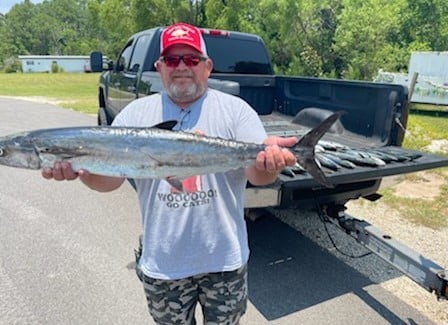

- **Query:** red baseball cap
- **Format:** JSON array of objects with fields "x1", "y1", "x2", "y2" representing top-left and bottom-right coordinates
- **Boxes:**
[{"x1": 160, "y1": 22, "x2": 208, "y2": 56}]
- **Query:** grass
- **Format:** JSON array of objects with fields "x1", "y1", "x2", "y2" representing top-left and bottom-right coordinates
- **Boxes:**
[
  {"x1": 0, "y1": 72, "x2": 99, "y2": 114},
  {"x1": 411, "y1": 102, "x2": 448, "y2": 113},
  {"x1": 402, "y1": 109, "x2": 448, "y2": 157},
  {"x1": 0, "y1": 72, "x2": 446, "y2": 228},
  {"x1": 377, "y1": 103, "x2": 448, "y2": 229},
  {"x1": 378, "y1": 176, "x2": 448, "y2": 229}
]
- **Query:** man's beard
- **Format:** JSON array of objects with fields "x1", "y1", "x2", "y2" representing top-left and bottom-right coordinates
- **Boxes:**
[{"x1": 167, "y1": 80, "x2": 204, "y2": 103}]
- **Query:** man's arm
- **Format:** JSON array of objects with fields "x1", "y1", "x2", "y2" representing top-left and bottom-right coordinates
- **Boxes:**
[
  {"x1": 42, "y1": 162, "x2": 125, "y2": 192},
  {"x1": 245, "y1": 136, "x2": 297, "y2": 186}
]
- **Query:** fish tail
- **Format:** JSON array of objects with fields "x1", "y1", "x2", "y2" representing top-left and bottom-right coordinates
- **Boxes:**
[{"x1": 292, "y1": 112, "x2": 342, "y2": 188}]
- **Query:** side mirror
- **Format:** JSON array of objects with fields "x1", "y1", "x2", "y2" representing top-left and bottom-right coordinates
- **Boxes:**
[{"x1": 90, "y1": 51, "x2": 105, "y2": 72}]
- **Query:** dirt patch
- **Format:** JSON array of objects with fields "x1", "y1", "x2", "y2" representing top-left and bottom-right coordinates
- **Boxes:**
[
  {"x1": 425, "y1": 139, "x2": 448, "y2": 154},
  {"x1": 393, "y1": 171, "x2": 445, "y2": 200}
]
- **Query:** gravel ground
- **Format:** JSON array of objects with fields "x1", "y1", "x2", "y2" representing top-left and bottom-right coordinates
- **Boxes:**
[{"x1": 272, "y1": 173, "x2": 448, "y2": 325}]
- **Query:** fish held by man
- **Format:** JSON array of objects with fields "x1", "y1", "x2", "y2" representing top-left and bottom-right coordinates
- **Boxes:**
[{"x1": 0, "y1": 112, "x2": 341, "y2": 188}]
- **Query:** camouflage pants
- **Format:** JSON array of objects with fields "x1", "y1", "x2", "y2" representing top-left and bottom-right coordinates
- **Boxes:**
[{"x1": 142, "y1": 264, "x2": 248, "y2": 325}]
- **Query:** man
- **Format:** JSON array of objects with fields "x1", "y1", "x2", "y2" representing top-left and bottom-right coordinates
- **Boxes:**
[{"x1": 42, "y1": 22, "x2": 296, "y2": 324}]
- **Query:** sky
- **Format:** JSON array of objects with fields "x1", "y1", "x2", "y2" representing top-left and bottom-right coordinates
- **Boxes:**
[{"x1": 0, "y1": 0, "x2": 43, "y2": 14}]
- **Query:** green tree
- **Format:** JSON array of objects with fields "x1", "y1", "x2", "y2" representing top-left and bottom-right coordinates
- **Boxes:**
[
  {"x1": 250, "y1": 0, "x2": 342, "y2": 77},
  {"x1": 205, "y1": 0, "x2": 257, "y2": 33},
  {"x1": 333, "y1": 0, "x2": 407, "y2": 80},
  {"x1": 0, "y1": 0, "x2": 99, "y2": 59},
  {"x1": 1, "y1": 0, "x2": 447, "y2": 79},
  {"x1": 95, "y1": 0, "x2": 133, "y2": 56},
  {"x1": 85, "y1": 0, "x2": 115, "y2": 55},
  {"x1": 2, "y1": 1, "x2": 40, "y2": 56},
  {"x1": 38, "y1": 0, "x2": 91, "y2": 55},
  {"x1": 399, "y1": 0, "x2": 448, "y2": 52},
  {"x1": 129, "y1": 0, "x2": 170, "y2": 32}
]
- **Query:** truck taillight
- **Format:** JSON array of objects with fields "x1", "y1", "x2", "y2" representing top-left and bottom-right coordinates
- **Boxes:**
[{"x1": 201, "y1": 29, "x2": 229, "y2": 37}]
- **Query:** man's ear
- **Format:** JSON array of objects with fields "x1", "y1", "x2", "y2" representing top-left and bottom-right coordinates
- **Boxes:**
[
  {"x1": 154, "y1": 60, "x2": 161, "y2": 71},
  {"x1": 206, "y1": 58, "x2": 213, "y2": 72}
]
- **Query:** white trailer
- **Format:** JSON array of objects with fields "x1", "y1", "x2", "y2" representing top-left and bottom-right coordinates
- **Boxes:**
[
  {"x1": 19, "y1": 55, "x2": 91, "y2": 73},
  {"x1": 376, "y1": 51, "x2": 448, "y2": 105}
]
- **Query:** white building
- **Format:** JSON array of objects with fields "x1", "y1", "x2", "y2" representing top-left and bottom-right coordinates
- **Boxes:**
[
  {"x1": 18, "y1": 55, "x2": 92, "y2": 73},
  {"x1": 375, "y1": 51, "x2": 448, "y2": 105},
  {"x1": 409, "y1": 51, "x2": 448, "y2": 80}
]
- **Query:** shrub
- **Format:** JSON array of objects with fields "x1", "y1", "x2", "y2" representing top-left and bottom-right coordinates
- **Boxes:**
[
  {"x1": 3, "y1": 57, "x2": 22, "y2": 73},
  {"x1": 51, "y1": 62, "x2": 59, "y2": 73}
]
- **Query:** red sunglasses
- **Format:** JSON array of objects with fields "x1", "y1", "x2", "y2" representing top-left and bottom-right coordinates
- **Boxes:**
[{"x1": 160, "y1": 55, "x2": 207, "y2": 67}]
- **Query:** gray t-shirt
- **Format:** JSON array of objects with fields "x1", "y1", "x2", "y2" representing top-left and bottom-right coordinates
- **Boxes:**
[{"x1": 113, "y1": 89, "x2": 267, "y2": 280}]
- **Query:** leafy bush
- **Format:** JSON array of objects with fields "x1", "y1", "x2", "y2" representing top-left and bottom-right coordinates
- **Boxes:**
[
  {"x1": 3, "y1": 58, "x2": 22, "y2": 73},
  {"x1": 51, "y1": 62, "x2": 60, "y2": 73}
]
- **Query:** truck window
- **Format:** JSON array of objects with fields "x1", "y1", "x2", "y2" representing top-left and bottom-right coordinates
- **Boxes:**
[
  {"x1": 117, "y1": 40, "x2": 134, "y2": 72},
  {"x1": 204, "y1": 36, "x2": 273, "y2": 74},
  {"x1": 129, "y1": 34, "x2": 153, "y2": 73}
]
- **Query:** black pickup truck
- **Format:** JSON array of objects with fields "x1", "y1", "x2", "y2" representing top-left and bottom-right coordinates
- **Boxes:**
[{"x1": 90, "y1": 26, "x2": 448, "y2": 299}]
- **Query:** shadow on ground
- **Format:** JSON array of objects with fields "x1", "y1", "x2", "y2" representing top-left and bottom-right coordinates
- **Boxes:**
[{"x1": 246, "y1": 215, "x2": 416, "y2": 323}]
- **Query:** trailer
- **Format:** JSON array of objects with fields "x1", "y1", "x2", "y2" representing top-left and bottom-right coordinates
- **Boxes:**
[{"x1": 19, "y1": 55, "x2": 93, "y2": 73}]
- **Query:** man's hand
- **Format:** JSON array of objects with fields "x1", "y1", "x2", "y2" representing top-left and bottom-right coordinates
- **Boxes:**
[
  {"x1": 42, "y1": 162, "x2": 86, "y2": 181},
  {"x1": 41, "y1": 162, "x2": 125, "y2": 192},
  {"x1": 246, "y1": 136, "x2": 297, "y2": 186},
  {"x1": 255, "y1": 136, "x2": 297, "y2": 173}
]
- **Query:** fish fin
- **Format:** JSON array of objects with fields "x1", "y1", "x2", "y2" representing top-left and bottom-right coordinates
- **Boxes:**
[
  {"x1": 296, "y1": 112, "x2": 343, "y2": 148},
  {"x1": 153, "y1": 120, "x2": 178, "y2": 130},
  {"x1": 298, "y1": 155, "x2": 335, "y2": 188},
  {"x1": 293, "y1": 112, "x2": 342, "y2": 188},
  {"x1": 165, "y1": 177, "x2": 184, "y2": 192}
]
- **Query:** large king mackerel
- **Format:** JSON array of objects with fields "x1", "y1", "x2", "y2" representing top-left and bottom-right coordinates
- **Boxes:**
[{"x1": 0, "y1": 112, "x2": 341, "y2": 188}]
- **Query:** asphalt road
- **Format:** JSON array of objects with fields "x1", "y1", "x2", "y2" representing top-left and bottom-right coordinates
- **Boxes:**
[{"x1": 0, "y1": 98, "x2": 437, "y2": 324}]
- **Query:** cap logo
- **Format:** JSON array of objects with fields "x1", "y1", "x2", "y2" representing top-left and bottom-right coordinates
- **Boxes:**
[{"x1": 171, "y1": 29, "x2": 189, "y2": 37}]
